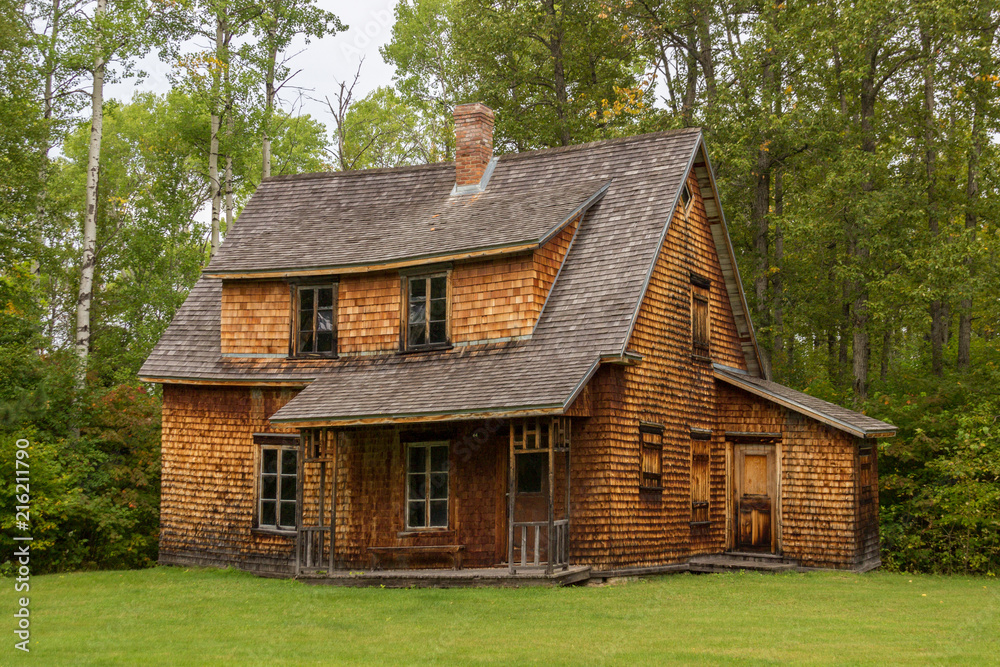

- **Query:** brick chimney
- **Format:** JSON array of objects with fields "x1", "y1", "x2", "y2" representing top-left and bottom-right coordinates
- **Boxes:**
[{"x1": 453, "y1": 103, "x2": 494, "y2": 187}]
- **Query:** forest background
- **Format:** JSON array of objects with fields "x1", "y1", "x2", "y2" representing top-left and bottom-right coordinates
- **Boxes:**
[{"x1": 1, "y1": 0, "x2": 998, "y2": 575}]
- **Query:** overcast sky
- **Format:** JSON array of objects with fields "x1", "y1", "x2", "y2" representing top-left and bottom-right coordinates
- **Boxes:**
[{"x1": 105, "y1": 0, "x2": 399, "y2": 130}]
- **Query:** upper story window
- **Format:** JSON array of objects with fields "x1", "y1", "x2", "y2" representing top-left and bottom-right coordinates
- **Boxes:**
[
  {"x1": 690, "y1": 272, "x2": 710, "y2": 356},
  {"x1": 405, "y1": 273, "x2": 449, "y2": 350},
  {"x1": 294, "y1": 283, "x2": 337, "y2": 356}
]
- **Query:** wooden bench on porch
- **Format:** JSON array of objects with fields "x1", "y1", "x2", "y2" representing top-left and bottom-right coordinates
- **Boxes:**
[{"x1": 367, "y1": 545, "x2": 466, "y2": 571}]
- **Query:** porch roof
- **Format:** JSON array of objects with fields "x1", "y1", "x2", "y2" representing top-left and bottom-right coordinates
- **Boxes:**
[{"x1": 713, "y1": 364, "x2": 897, "y2": 438}]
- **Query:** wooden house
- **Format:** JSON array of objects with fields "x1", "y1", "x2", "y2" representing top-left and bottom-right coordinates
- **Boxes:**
[{"x1": 140, "y1": 104, "x2": 895, "y2": 583}]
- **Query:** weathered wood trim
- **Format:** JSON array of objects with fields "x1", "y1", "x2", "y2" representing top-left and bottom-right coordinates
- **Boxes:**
[
  {"x1": 203, "y1": 243, "x2": 541, "y2": 280},
  {"x1": 271, "y1": 405, "x2": 567, "y2": 428},
  {"x1": 692, "y1": 140, "x2": 764, "y2": 377},
  {"x1": 140, "y1": 376, "x2": 313, "y2": 387}
]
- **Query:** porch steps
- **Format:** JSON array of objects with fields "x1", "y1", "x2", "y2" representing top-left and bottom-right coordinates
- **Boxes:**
[
  {"x1": 297, "y1": 565, "x2": 592, "y2": 588},
  {"x1": 687, "y1": 552, "x2": 798, "y2": 574}
]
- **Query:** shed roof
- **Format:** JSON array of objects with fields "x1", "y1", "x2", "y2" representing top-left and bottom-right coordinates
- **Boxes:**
[{"x1": 713, "y1": 364, "x2": 897, "y2": 438}]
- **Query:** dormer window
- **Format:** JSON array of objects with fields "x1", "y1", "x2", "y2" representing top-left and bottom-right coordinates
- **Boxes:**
[
  {"x1": 405, "y1": 272, "x2": 449, "y2": 350},
  {"x1": 293, "y1": 282, "x2": 337, "y2": 356}
]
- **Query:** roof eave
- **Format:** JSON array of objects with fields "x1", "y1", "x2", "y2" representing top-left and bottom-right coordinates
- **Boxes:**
[
  {"x1": 694, "y1": 138, "x2": 765, "y2": 378},
  {"x1": 713, "y1": 367, "x2": 897, "y2": 439},
  {"x1": 268, "y1": 404, "x2": 567, "y2": 427}
]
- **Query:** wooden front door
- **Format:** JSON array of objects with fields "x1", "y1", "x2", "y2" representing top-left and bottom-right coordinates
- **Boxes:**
[{"x1": 733, "y1": 444, "x2": 777, "y2": 552}]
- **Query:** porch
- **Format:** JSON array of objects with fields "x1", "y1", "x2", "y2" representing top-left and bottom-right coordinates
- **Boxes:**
[
  {"x1": 296, "y1": 565, "x2": 592, "y2": 588},
  {"x1": 289, "y1": 417, "x2": 575, "y2": 579}
]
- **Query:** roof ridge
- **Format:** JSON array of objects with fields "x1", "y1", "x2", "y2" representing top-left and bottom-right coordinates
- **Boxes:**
[
  {"x1": 261, "y1": 128, "x2": 705, "y2": 184},
  {"x1": 262, "y1": 161, "x2": 451, "y2": 183},
  {"x1": 496, "y1": 127, "x2": 703, "y2": 162}
]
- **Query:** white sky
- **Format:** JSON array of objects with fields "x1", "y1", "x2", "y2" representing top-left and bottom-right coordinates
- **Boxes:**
[{"x1": 105, "y1": 0, "x2": 399, "y2": 129}]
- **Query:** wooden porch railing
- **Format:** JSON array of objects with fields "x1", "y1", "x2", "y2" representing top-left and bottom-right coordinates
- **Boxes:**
[
  {"x1": 511, "y1": 519, "x2": 569, "y2": 570},
  {"x1": 296, "y1": 526, "x2": 332, "y2": 574}
]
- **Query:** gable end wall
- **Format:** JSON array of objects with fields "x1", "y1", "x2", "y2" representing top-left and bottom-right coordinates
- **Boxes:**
[{"x1": 570, "y1": 169, "x2": 746, "y2": 569}]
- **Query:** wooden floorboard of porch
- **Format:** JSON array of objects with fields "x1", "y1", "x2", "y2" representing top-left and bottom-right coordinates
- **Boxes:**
[{"x1": 296, "y1": 565, "x2": 592, "y2": 588}]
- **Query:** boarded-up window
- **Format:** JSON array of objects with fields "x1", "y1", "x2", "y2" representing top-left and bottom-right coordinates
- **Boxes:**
[
  {"x1": 406, "y1": 274, "x2": 448, "y2": 349},
  {"x1": 640, "y1": 423, "x2": 664, "y2": 490},
  {"x1": 256, "y1": 438, "x2": 299, "y2": 532},
  {"x1": 406, "y1": 442, "x2": 450, "y2": 529},
  {"x1": 691, "y1": 429, "x2": 711, "y2": 523},
  {"x1": 294, "y1": 283, "x2": 337, "y2": 356},
  {"x1": 859, "y1": 444, "x2": 875, "y2": 507},
  {"x1": 690, "y1": 274, "x2": 710, "y2": 355}
]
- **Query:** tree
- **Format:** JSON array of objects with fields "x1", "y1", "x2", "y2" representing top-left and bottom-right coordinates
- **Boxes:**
[
  {"x1": 249, "y1": 0, "x2": 342, "y2": 179},
  {"x1": 330, "y1": 86, "x2": 447, "y2": 170},
  {"x1": 381, "y1": 0, "x2": 467, "y2": 158},
  {"x1": 71, "y1": 0, "x2": 190, "y2": 385}
]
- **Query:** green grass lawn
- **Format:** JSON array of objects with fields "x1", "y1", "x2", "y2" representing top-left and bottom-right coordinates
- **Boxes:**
[{"x1": 2, "y1": 567, "x2": 998, "y2": 665}]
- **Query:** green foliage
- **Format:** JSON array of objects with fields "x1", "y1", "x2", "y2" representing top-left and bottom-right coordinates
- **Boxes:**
[
  {"x1": 245, "y1": 112, "x2": 332, "y2": 179},
  {"x1": 0, "y1": 385, "x2": 161, "y2": 574},
  {"x1": 0, "y1": 264, "x2": 161, "y2": 573},
  {"x1": 874, "y1": 364, "x2": 1000, "y2": 574},
  {"x1": 57, "y1": 91, "x2": 209, "y2": 385},
  {"x1": 340, "y1": 87, "x2": 449, "y2": 169}
]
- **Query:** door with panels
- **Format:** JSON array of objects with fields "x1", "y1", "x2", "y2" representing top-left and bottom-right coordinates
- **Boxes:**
[{"x1": 731, "y1": 441, "x2": 778, "y2": 553}]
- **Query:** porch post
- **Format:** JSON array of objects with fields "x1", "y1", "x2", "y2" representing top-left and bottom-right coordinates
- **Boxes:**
[
  {"x1": 330, "y1": 430, "x2": 337, "y2": 572},
  {"x1": 294, "y1": 430, "x2": 305, "y2": 576},
  {"x1": 546, "y1": 419, "x2": 555, "y2": 575},
  {"x1": 507, "y1": 421, "x2": 516, "y2": 574}
]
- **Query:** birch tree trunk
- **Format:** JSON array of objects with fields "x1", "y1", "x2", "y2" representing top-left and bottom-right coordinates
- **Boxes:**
[
  {"x1": 209, "y1": 18, "x2": 223, "y2": 257},
  {"x1": 75, "y1": 0, "x2": 107, "y2": 385},
  {"x1": 225, "y1": 115, "x2": 234, "y2": 230}
]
